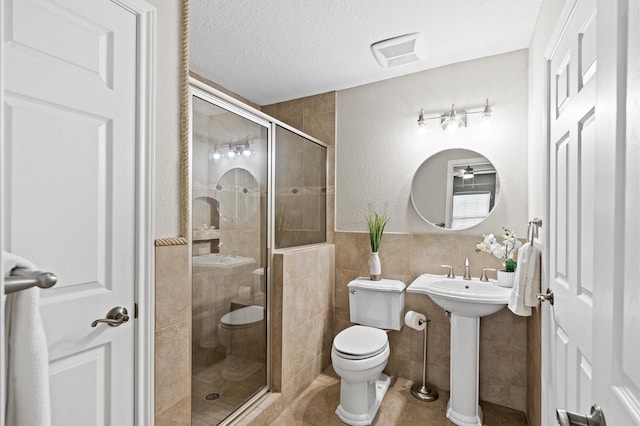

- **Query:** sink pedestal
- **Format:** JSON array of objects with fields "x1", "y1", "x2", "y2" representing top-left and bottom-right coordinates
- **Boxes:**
[
  {"x1": 447, "y1": 314, "x2": 482, "y2": 426},
  {"x1": 406, "y1": 274, "x2": 512, "y2": 426}
]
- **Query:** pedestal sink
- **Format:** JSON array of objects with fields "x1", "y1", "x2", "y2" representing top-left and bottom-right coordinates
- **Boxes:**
[{"x1": 408, "y1": 274, "x2": 512, "y2": 426}]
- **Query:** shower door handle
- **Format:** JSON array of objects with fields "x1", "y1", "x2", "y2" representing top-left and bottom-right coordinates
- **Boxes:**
[{"x1": 91, "y1": 306, "x2": 130, "y2": 327}]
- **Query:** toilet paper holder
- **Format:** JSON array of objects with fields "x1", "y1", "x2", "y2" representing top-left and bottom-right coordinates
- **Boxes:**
[{"x1": 404, "y1": 311, "x2": 438, "y2": 402}]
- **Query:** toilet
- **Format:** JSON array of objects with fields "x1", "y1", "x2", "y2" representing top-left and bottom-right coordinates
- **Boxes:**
[
  {"x1": 217, "y1": 305, "x2": 265, "y2": 379},
  {"x1": 332, "y1": 278, "x2": 406, "y2": 425}
]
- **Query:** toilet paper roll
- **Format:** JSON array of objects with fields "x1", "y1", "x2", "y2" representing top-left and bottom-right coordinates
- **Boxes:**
[{"x1": 404, "y1": 310, "x2": 426, "y2": 331}]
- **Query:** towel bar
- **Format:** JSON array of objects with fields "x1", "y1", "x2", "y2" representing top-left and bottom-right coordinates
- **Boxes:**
[{"x1": 4, "y1": 269, "x2": 57, "y2": 294}]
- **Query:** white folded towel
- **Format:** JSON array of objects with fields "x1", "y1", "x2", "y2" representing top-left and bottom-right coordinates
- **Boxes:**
[
  {"x1": 4, "y1": 251, "x2": 52, "y2": 426},
  {"x1": 508, "y1": 243, "x2": 541, "y2": 316}
]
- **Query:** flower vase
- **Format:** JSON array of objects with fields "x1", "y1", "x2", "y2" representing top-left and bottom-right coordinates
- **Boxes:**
[
  {"x1": 497, "y1": 270, "x2": 516, "y2": 288},
  {"x1": 369, "y1": 252, "x2": 381, "y2": 281}
]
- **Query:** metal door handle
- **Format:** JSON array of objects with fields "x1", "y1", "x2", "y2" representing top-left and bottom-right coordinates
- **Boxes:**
[
  {"x1": 557, "y1": 404, "x2": 606, "y2": 426},
  {"x1": 537, "y1": 288, "x2": 554, "y2": 305},
  {"x1": 91, "y1": 306, "x2": 129, "y2": 327}
]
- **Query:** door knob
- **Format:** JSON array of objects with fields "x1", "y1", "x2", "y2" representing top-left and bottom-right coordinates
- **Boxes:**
[
  {"x1": 537, "y1": 288, "x2": 554, "y2": 305},
  {"x1": 557, "y1": 404, "x2": 606, "y2": 426},
  {"x1": 91, "y1": 306, "x2": 129, "y2": 328}
]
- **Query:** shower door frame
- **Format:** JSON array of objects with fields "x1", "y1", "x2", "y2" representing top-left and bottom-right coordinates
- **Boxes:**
[
  {"x1": 189, "y1": 77, "x2": 330, "y2": 423},
  {"x1": 189, "y1": 79, "x2": 274, "y2": 422}
]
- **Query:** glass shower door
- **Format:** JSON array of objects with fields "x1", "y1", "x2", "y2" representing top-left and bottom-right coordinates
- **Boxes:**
[{"x1": 190, "y1": 92, "x2": 269, "y2": 425}]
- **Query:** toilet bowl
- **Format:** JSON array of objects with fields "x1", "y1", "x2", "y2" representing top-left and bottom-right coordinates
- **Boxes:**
[
  {"x1": 332, "y1": 325, "x2": 391, "y2": 426},
  {"x1": 218, "y1": 305, "x2": 265, "y2": 366},
  {"x1": 331, "y1": 278, "x2": 406, "y2": 426}
]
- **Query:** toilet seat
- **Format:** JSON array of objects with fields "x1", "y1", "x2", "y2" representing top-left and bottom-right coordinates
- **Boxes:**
[
  {"x1": 333, "y1": 325, "x2": 388, "y2": 360},
  {"x1": 219, "y1": 305, "x2": 264, "y2": 329}
]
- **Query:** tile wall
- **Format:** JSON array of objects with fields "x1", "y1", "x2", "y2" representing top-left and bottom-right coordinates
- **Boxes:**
[
  {"x1": 271, "y1": 244, "x2": 335, "y2": 405},
  {"x1": 261, "y1": 91, "x2": 336, "y2": 245},
  {"x1": 155, "y1": 244, "x2": 191, "y2": 425},
  {"x1": 334, "y1": 231, "x2": 528, "y2": 411}
]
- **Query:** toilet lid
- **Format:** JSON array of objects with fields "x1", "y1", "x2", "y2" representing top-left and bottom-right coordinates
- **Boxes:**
[
  {"x1": 220, "y1": 305, "x2": 264, "y2": 326},
  {"x1": 333, "y1": 325, "x2": 388, "y2": 360}
]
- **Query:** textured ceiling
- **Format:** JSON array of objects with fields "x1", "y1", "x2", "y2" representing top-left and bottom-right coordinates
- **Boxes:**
[{"x1": 190, "y1": 0, "x2": 543, "y2": 106}]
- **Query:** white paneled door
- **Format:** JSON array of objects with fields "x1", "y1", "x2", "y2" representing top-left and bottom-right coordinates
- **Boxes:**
[
  {"x1": 545, "y1": 0, "x2": 640, "y2": 424},
  {"x1": 3, "y1": 0, "x2": 154, "y2": 424}
]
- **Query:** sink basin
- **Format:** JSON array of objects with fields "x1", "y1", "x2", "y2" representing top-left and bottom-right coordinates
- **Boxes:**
[
  {"x1": 408, "y1": 273, "x2": 513, "y2": 426},
  {"x1": 407, "y1": 274, "x2": 511, "y2": 318}
]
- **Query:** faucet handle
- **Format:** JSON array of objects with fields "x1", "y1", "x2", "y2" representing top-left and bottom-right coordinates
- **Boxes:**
[
  {"x1": 441, "y1": 264, "x2": 455, "y2": 279},
  {"x1": 480, "y1": 268, "x2": 497, "y2": 282}
]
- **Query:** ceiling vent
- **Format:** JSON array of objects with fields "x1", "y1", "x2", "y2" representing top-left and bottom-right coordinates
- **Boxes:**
[{"x1": 371, "y1": 33, "x2": 426, "y2": 68}]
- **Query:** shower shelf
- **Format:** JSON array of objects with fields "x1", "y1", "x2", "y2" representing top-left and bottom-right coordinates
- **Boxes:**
[{"x1": 192, "y1": 229, "x2": 220, "y2": 241}]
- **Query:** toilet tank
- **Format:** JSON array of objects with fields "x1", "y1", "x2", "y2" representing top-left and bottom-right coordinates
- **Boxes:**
[{"x1": 348, "y1": 278, "x2": 406, "y2": 330}]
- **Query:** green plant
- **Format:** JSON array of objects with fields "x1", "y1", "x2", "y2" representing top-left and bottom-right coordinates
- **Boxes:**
[{"x1": 366, "y1": 210, "x2": 390, "y2": 253}]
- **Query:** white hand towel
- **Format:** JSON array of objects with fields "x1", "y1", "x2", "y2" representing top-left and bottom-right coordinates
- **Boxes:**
[
  {"x1": 3, "y1": 252, "x2": 52, "y2": 426},
  {"x1": 508, "y1": 243, "x2": 539, "y2": 316},
  {"x1": 523, "y1": 243, "x2": 541, "y2": 307}
]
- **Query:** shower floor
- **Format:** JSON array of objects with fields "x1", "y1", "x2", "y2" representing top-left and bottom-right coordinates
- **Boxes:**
[{"x1": 191, "y1": 356, "x2": 265, "y2": 426}]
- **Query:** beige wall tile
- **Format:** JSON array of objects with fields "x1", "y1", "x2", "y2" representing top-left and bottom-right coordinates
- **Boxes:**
[
  {"x1": 155, "y1": 245, "x2": 190, "y2": 330},
  {"x1": 260, "y1": 104, "x2": 276, "y2": 116},
  {"x1": 275, "y1": 99, "x2": 304, "y2": 123},
  {"x1": 377, "y1": 234, "x2": 412, "y2": 275},
  {"x1": 303, "y1": 92, "x2": 335, "y2": 117},
  {"x1": 334, "y1": 232, "x2": 369, "y2": 272},
  {"x1": 303, "y1": 111, "x2": 335, "y2": 145},
  {"x1": 273, "y1": 244, "x2": 335, "y2": 394},
  {"x1": 155, "y1": 395, "x2": 191, "y2": 426},
  {"x1": 155, "y1": 320, "x2": 190, "y2": 414}
]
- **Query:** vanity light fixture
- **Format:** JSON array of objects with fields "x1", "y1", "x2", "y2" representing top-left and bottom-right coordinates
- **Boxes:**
[
  {"x1": 417, "y1": 99, "x2": 493, "y2": 134},
  {"x1": 462, "y1": 166, "x2": 474, "y2": 179},
  {"x1": 441, "y1": 105, "x2": 466, "y2": 133},
  {"x1": 209, "y1": 136, "x2": 256, "y2": 161}
]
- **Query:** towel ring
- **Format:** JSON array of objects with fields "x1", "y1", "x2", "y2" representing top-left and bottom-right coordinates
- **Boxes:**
[{"x1": 527, "y1": 218, "x2": 543, "y2": 244}]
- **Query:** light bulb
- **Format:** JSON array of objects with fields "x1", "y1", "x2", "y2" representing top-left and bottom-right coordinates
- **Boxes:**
[
  {"x1": 480, "y1": 99, "x2": 493, "y2": 129},
  {"x1": 227, "y1": 150, "x2": 236, "y2": 158},
  {"x1": 442, "y1": 118, "x2": 462, "y2": 133},
  {"x1": 209, "y1": 148, "x2": 221, "y2": 160},
  {"x1": 242, "y1": 146, "x2": 252, "y2": 157}
]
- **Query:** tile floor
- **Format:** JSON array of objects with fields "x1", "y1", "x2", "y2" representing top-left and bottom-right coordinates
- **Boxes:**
[
  {"x1": 192, "y1": 356, "x2": 267, "y2": 425},
  {"x1": 271, "y1": 367, "x2": 528, "y2": 426}
]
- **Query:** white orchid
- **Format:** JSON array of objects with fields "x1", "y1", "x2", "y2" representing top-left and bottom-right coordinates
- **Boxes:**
[{"x1": 476, "y1": 228, "x2": 522, "y2": 271}]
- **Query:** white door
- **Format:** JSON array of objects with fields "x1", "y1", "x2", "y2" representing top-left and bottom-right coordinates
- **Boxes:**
[
  {"x1": 546, "y1": 0, "x2": 598, "y2": 421},
  {"x1": 591, "y1": 0, "x2": 640, "y2": 424},
  {"x1": 3, "y1": 0, "x2": 150, "y2": 424},
  {"x1": 545, "y1": 0, "x2": 640, "y2": 424}
]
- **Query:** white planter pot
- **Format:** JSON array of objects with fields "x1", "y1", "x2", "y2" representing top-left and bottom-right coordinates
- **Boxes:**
[
  {"x1": 369, "y1": 252, "x2": 381, "y2": 281},
  {"x1": 497, "y1": 270, "x2": 516, "y2": 288}
]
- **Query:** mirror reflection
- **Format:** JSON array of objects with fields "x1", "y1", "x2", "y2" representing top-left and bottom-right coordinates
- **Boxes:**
[
  {"x1": 411, "y1": 149, "x2": 499, "y2": 230},
  {"x1": 216, "y1": 167, "x2": 259, "y2": 225}
]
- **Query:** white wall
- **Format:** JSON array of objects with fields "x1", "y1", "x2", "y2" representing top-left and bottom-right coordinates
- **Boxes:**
[
  {"x1": 336, "y1": 49, "x2": 529, "y2": 236},
  {"x1": 528, "y1": 0, "x2": 568, "y2": 229},
  {"x1": 148, "y1": 0, "x2": 182, "y2": 239}
]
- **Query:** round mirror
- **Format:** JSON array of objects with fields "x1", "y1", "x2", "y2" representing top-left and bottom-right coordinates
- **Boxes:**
[
  {"x1": 216, "y1": 168, "x2": 259, "y2": 225},
  {"x1": 411, "y1": 149, "x2": 500, "y2": 230}
]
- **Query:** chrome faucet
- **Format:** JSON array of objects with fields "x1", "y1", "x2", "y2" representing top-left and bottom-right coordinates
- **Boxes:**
[
  {"x1": 441, "y1": 264, "x2": 455, "y2": 279},
  {"x1": 463, "y1": 258, "x2": 471, "y2": 280},
  {"x1": 480, "y1": 268, "x2": 496, "y2": 282}
]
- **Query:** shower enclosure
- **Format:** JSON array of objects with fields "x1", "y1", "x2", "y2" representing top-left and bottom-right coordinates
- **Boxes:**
[{"x1": 189, "y1": 82, "x2": 327, "y2": 425}]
